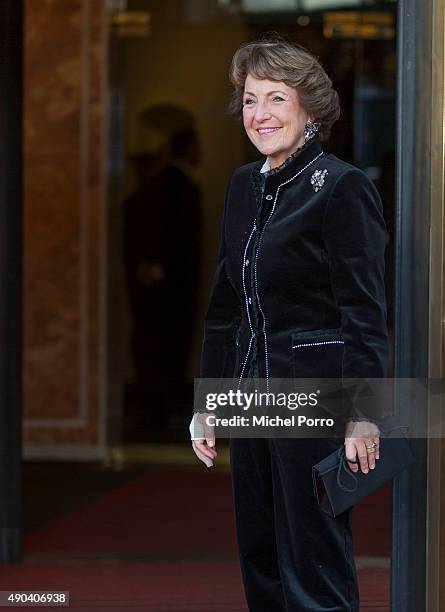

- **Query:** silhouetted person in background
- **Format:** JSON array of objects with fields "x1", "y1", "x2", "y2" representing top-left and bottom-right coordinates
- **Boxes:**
[
  {"x1": 162, "y1": 128, "x2": 202, "y2": 397},
  {"x1": 123, "y1": 128, "x2": 202, "y2": 430},
  {"x1": 123, "y1": 151, "x2": 170, "y2": 426}
]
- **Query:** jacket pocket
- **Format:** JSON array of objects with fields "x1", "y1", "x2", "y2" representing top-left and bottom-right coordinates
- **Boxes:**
[{"x1": 291, "y1": 328, "x2": 344, "y2": 379}]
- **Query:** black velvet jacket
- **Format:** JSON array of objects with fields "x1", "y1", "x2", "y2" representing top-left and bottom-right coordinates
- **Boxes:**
[{"x1": 199, "y1": 136, "x2": 388, "y2": 408}]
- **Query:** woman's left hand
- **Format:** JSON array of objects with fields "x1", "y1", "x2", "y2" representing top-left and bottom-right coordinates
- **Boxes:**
[{"x1": 344, "y1": 420, "x2": 380, "y2": 474}]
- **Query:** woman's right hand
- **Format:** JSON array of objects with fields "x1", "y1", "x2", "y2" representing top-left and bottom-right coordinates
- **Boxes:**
[{"x1": 189, "y1": 413, "x2": 217, "y2": 468}]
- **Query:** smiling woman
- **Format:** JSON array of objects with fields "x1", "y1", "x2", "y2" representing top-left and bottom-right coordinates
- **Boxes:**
[
  {"x1": 241, "y1": 76, "x2": 310, "y2": 168},
  {"x1": 227, "y1": 36, "x2": 340, "y2": 145},
  {"x1": 190, "y1": 33, "x2": 388, "y2": 612}
]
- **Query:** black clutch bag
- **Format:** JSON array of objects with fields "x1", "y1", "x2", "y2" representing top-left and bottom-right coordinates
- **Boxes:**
[{"x1": 312, "y1": 427, "x2": 415, "y2": 518}]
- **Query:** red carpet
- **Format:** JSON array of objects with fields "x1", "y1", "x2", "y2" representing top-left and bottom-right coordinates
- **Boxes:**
[
  {"x1": 354, "y1": 480, "x2": 392, "y2": 557},
  {"x1": 10, "y1": 465, "x2": 391, "y2": 610},
  {"x1": 0, "y1": 561, "x2": 246, "y2": 611},
  {"x1": 25, "y1": 468, "x2": 236, "y2": 558},
  {"x1": 24, "y1": 467, "x2": 391, "y2": 558},
  {"x1": 0, "y1": 562, "x2": 389, "y2": 611}
]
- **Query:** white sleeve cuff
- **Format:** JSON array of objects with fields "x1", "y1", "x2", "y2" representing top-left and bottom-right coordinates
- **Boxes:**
[{"x1": 189, "y1": 413, "x2": 206, "y2": 440}]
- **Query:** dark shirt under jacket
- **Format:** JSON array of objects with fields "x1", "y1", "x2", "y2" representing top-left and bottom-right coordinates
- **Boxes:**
[
  {"x1": 199, "y1": 135, "x2": 388, "y2": 420},
  {"x1": 245, "y1": 143, "x2": 307, "y2": 380}
]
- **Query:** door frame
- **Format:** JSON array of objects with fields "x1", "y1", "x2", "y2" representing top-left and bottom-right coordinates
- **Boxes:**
[
  {"x1": 0, "y1": 0, "x2": 23, "y2": 563},
  {"x1": 393, "y1": 0, "x2": 445, "y2": 610}
]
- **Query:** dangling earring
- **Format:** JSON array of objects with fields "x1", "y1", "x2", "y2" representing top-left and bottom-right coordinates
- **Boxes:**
[{"x1": 304, "y1": 120, "x2": 321, "y2": 143}]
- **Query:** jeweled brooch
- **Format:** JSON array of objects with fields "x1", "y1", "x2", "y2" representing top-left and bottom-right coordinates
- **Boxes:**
[{"x1": 310, "y1": 169, "x2": 328, "y2": 192}]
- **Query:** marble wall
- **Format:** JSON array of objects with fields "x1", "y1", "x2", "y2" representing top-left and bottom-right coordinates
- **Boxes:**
[{"x1": 23, "y1": 0, "x2": 107, "y2": 457}]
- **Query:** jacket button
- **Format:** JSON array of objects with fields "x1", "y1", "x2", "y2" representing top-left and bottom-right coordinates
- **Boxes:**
[
  {"x1": 265, "y1": 194, "x2": 273, "y2": 200},
  {"x1": 245, "y1": 259, "x2": 249, "y2": 266},
  {"x1": 248, "y1": 297, "x2": 252, "y2": 304}
]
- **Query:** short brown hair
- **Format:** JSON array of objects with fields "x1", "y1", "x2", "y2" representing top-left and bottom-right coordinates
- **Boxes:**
[{"x1": 227, "y1": 33, "x2": 340, "y2": 142}]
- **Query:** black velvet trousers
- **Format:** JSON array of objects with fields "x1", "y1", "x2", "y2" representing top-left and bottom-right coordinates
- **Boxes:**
[{"x1": 229, "y1": 437, "x2": 360, "y2": 612}]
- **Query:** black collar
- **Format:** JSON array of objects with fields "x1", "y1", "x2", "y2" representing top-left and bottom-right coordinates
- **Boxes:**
[{"x1": 252, "y1": 136, "x2": 324, "y2": 193}]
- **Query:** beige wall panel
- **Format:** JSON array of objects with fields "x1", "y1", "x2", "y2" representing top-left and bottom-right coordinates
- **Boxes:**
[{"x1": 23, "y1": 0, "x2": 106, "y2": 451}]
